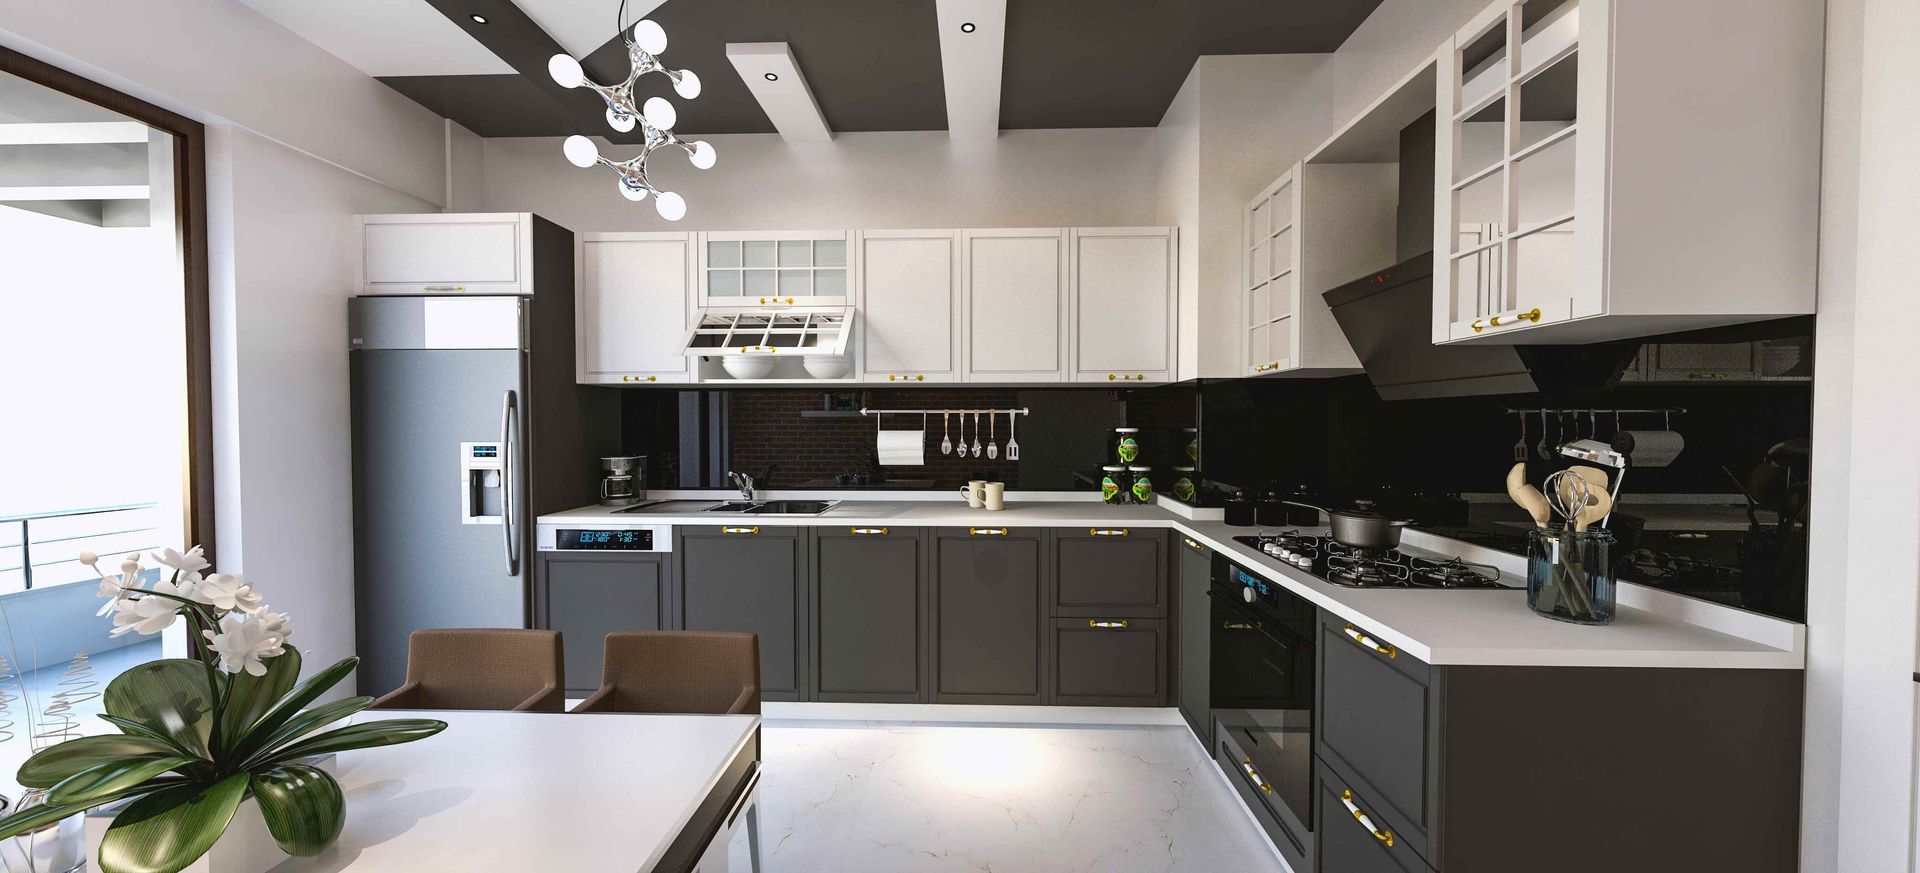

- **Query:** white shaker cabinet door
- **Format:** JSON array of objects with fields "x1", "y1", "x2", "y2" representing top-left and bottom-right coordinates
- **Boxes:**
[
  {"x1": 358, "y1": 213, "x2": 531, "y2": 295},
  {"x1": 577, "y1": 232, "x2": 694, "y2": 384},
  {"x1": 960, "y1": 228, "x2": 1068, "y2": 382},
  {"x1": 859, "y1": 230, "x2": 960, "y2": 383},
  {"x1": 1069, "y1": 227, "x2": 1175, "y2": 384}
]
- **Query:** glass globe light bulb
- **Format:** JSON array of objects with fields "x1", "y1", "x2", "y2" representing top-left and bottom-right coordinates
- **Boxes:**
[
  {"x1": 619, "y1": 181, "x2": 649, "y2": 202},
  {"x1": 562, "y1": 135, "x2": 599, "y2": 168},
  {"x1": 654, "y1": 191, "x2": 687, "y2": 221},
  {"x1": 547, "y1": 54, "x2": 585, "y2": 89},
  {"x1": 632, "y1": 20, "x2": 668, "y2": 54},
  {"x1": 642, "y1": 97, "x2": 677, "y2": 131},
  {"x1": 674, "y1": 69, "x2": 703, "y2": 99},
  {"x1": 688, "y1": 141, "x2": 717, "y2": 170},
  {"x1": 606, "y1": 109, "x2": 637, "y2": 133}
]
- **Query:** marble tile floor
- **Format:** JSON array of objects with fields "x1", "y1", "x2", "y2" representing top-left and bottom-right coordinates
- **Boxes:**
[{"x1": 728, "y1": 718, "x2": 1292, "y2": 873}]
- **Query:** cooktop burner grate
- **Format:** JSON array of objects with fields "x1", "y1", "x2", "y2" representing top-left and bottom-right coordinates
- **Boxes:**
[{"x1": 1233, "y1": 532, "x2": 1505, "y2": 589}]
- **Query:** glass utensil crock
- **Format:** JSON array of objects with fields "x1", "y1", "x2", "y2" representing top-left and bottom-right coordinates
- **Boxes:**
[{"x1": 1527, "y1": 526, "x2": 1617, "y2": 625}]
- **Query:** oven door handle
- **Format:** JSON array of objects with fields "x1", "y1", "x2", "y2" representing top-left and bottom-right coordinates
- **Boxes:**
[{"x1": 1210, "y1": 593, "x2": 1297, "y2": 652}]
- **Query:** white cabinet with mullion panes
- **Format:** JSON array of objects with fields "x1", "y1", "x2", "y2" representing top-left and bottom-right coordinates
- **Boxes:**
[
  {"x1": 698, "y1": 231, "x2": 852, "y2": 307},
  {"x1": 1243, "y1": 171, "x2": 1298, "y2": 374},
  {"x1": 1240, "y1": 163, "x2": 1363, "y2": 377},
  {"x1": 1433, "y1": 0, "x2": 1821, "y2": 344}
]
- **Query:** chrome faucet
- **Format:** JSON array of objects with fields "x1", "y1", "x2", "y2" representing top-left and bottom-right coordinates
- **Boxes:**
[{"x1": 727, "y1": 471, "x2": 756, "y2": 503}]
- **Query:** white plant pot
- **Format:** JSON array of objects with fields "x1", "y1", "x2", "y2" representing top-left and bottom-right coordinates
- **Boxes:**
[{"x1": 82, "y1": 756, "x2": 334, "y2": 873}]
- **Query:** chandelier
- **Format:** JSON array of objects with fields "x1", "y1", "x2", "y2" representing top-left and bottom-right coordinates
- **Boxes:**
[{"x1": 548, "y1": 6, "x2": 715, "y2": 220}]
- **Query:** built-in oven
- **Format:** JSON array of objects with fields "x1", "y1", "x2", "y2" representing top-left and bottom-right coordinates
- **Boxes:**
[{"x1": 1210, "y1": 554, "x2": 1316, "y2": 869}]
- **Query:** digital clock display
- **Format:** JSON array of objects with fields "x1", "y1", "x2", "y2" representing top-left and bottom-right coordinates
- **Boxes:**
[{"x1": 557, "y1": 529, "x2": 654, "y2": 550}]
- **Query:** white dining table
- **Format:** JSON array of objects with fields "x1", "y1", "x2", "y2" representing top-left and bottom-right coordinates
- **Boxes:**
[{"x1": 269, "y1": 709, "x2": 760, "y2": 873}]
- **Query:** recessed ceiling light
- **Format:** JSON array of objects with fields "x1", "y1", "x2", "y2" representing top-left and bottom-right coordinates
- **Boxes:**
[
  {"x1": 470, "y1": 13, "x2": 488, "y2": 24},
  {"x1": 960, "y1": 22, "x2": 976, "y2": 33},
  {"x1": 764, "y1": 72, "x2": 779, "y2": 81}
]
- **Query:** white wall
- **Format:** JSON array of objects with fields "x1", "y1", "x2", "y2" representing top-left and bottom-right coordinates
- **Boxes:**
[
  {"x1": 0, "y1": 0, "x2": 449, "y2": 205},
  {"x1": 207, "y1": 127, "x2": 436, "y2": 680},
  {"x1": 1155, "y1": 70, "x2": 1202, "y2": 379},
  {"x1": 480, "y1": 128, "x2": 1160, "y2": 231}
]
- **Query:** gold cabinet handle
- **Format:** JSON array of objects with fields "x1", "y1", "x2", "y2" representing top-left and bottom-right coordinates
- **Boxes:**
[
  {"x1": 1089, "y1": 619, "x2": 1130, "y2": 629},
  {"x1": 1240, "y1": 758, "x2": 1273, "y2": 795},
  {"x1": 1106, "y1": 374, "x2": 1147, "y2": 382},
  {"x1": 1343, "y1": 624, "x2": 1397, "y2": 659},
  {"x1": 851, "y1": 527, "x2": 889, "y2": 535},
  {"x1": 620, "y1": 375, "x2": 659, "y2": 383},
  {"x1": 1089, "y1": 528, "x2": 1129, "y2": 537},
  {"x1": 722, "y1": 526, "x2": 759, "y2": 535},
  {"x1": 1183, "y1": 537, "x2": 1208, "y2": 555},
  {"x1": 1470, "y1": 307, "x2": 1544, "y2": 334},
  {"x1": 422, "y1": 285, "x2": 465, "y2": 292},
  {"x1": 1341, "y1": 789, "x2": 1394, "y2": 846},
  {"x1": 887, "y1": 374, "x2": 925, "y2": 382},
  {"x1": 757, "y1": 296, "x2": 796, "y2": 305},
  {"x1": 969, "y1": 527, "x2": 1008, "y2": 536}
]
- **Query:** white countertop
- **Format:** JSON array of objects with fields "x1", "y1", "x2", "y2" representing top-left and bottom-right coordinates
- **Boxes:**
[
  {"x1": 539, "y1": 499, "x2": 1805, "y2": 670},
  {"x1": 271, "y1": 710, "x2": 757, "y2": 873}
]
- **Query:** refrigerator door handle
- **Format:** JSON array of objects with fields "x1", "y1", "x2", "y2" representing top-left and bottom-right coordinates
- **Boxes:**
[{"x1": 501, "y1": 389, "x2": 520, "y2": 576}]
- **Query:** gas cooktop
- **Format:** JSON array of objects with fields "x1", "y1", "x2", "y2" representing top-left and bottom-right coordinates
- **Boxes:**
[{"x1": 1232, "y1": 531, "x2": 1511, "y2": 590}]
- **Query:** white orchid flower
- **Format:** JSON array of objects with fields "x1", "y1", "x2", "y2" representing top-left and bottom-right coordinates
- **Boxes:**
[
  {"x1": 151, "y1": 545, "x2": 210, "y2": 582},
  {"x1": 194, "y1": 573, "x2": 265, "y2": 613},
  {"x1": 203, "y1": 612, "x2": 288, "y2": 676},
  {"x1": 254, "y1": 607, "x2": 294, "y2": 641},
  {"x1": 109, "y1": 576, "x2": 196, "y2": 637},
  {"x1": 92, "y1": 553, "x2": 147, "y2": 615}
]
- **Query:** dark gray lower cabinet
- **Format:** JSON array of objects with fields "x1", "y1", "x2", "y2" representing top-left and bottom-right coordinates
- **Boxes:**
[
  {"x1": 1175, "y1": 535, "x2": 1212, "y2": 739},
  {"x1": 534, "y1": 553, "x2": 669, "y2": 697},
  {"x1": 1318, "y1": 612, "x2": 1435, "y2": 861},
  {"x1": 1051, "y1": 618, "x2": 1167, "y2": 705},
  {"x1": 931, "y1": 527, "x2": 1045, "y2": 703},
  {"x1": 1315, "y1": 758, "x2": 1434, "y2": 873},
  {"x1": 812, "y1": 527, "x2": 926, "y2": 702},
  {"x1": 1051, "y1": 528, "x2": 1168, "y2": 616},
  {"x1": 677, "y1": 525, "x2": 808, "y2": 701}
]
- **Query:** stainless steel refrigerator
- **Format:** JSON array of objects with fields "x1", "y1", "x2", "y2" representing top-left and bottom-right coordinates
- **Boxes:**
[{"x1": 349, "y1": 219, "x2": 616, "y2": 695}]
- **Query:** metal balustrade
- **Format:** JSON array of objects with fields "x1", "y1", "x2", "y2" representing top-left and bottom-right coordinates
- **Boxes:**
[{"x1": 0, "y1": 502, "x2": 163, "y2": 594}]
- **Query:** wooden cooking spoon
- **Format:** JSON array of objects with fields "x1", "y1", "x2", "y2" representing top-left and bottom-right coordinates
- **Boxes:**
[
  {"x1": 1506, "y1": 462, "x2": 1551, "y2": 528},
  {"x1": 1574, "y1": 486, "x2": 1613, "y2": 532}
]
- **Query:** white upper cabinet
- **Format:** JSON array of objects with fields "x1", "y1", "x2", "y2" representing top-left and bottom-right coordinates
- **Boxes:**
[
  {"x1": 1070, "y1": 227, "x2": 1176, "y2": 383},
  {"x1": 960, "y1": 228, "x2": 1070, "y2": 383},
  {"x1": 858, "y1": 230, "x2": 960, "y2": 383},
  {"x1": 1240, "y1": 162, "x2": 1373, "y2": 378},
  {"x1": 698, "y1": 230, "x2": 853, "y2": 308},
  {"x1": 577, "y1": 232, "x2": 694, "y2": 384},
  {"x1": 1433, "y1": 0, "x2": 1822, "y2": 344},
  {"x1": 358, "y1": 213, "x2": 534, "y2": 295}
]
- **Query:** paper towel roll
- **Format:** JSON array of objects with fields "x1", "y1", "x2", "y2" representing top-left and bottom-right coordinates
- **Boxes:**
[
  {"x1": 1613, "y1": 430, "x2": 1683, "y2": 468},
  {"x1": 878, "y1": 430, "x2": 925, "y2": 466}
]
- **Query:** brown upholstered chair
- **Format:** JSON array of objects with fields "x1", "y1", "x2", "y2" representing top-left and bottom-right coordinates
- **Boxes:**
[
  {"x1": 570, "y1": 631, "x2": 760, "y2": 715},
  {"x1": 372, "y1": 628, "x2": 566, "y2": 712}
]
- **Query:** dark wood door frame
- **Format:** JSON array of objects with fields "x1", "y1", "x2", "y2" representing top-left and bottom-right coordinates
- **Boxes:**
[{"x1": 1, "y1": 45, "x2": 216, "y2": 561}]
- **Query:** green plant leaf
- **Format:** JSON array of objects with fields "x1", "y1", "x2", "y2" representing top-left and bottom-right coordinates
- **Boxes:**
[
  {"x1": 98, "y1": 715, "x2": 202, "y2": 756},
  {"x1": 236, "y1": 697, "x2": 372, "y2": 770},
  {"x1": 18, "y1": 734, "x2": 186, "y2": 789},
  {"x1": 261, "y1": 719, "x2": 447, "y2": 764},
  {"x1": 250, "y1": 764, "x2": 345, "y2": 856},
  {"x1": 217, "y1": 645, "x2": 302, "y2": 755},
  {"x1": 0, "y1": 782, "x2": 166, "y2": 841},
  {"x1": 225, "y1": 656, "x2": 357, "y2": 764},
  {"x1": 100, "y1": 772, "x2": 250, "y2": 873},
  {"x1": 48, "y1": 755, "x2": 203, "y2": 806},
  {"x1": 104, "y1": 659, "x2": 216, "y2": 759}
]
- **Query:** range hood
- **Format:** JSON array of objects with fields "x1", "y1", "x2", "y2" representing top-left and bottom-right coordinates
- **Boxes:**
[{"x1": 1322, "y1": 253, "x2": 1637, "y2": 400}]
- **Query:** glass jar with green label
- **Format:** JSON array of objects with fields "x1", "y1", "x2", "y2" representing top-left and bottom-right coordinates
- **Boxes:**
[
  {"x1": 1171, "y1": 466, "x2": 1198, "y2": 503},
  {"x1": 1128, "y1": 466, "x2": 1154, "y2": 503},
  {"x1": 1100, "y1": 466, "x2": 1128, "y2": 504},
  {"x1": 1112, "y1": 428, "x2": 1142, "y2": 465}
]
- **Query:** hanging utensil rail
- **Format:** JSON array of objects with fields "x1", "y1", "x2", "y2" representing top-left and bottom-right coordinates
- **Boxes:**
[
  {"x1": 860, "y1": 408, "x2": 1030, "y2": 417},
  {"x1": 1501, "y1": 407, "x2": 1686, "y2": 416}
]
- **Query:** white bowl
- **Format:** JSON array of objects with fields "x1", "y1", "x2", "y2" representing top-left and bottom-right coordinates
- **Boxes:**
[
  {"x1": 802, "y1": 355, "x2": 853, "y2": 379},
  {"x1": 721, "y1": 354, "x2": 777, "y2": 380}
]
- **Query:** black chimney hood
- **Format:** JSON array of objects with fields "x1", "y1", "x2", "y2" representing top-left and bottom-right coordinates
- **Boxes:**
[{"x1": 1322, "y1": 253, "x2": 1639, "y2": 401}]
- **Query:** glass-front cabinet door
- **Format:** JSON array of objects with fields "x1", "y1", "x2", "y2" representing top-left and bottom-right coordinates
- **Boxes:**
[
  {"x1": 1435, "y1": 0, "x2": 1597, "y2": 343},
  {"x1": 698, "y1": 230, "x2": 853, "y2": 308},
  {"x1": 1244, "y1": 170, "x2": 1298, "y2": 375}
]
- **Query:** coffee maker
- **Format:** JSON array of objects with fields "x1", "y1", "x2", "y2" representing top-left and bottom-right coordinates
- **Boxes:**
[{"x1": 599, "y1": 455, "x2": 647, "y2": 507}]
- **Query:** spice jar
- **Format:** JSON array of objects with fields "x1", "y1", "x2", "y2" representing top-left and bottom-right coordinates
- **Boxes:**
[
  {"x1": 1170, "y1": 467, "x2": 1198, "y2": 503},
  {"x1": 1100, "y1": 466, "x2": 1128, "y2": 504},
  {"x1": 1127, "y1": 466, "x2": 1154, "y2": 503},
  {"x1": 1112, "y1": 428, "x2": 1142, "y2": 465}
]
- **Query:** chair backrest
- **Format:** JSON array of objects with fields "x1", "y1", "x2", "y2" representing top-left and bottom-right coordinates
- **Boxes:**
[
  {"x1": 403, "y1": 628, "x2": 564, "y2": 711},
  {"x1": 600, "y1": 631, "x2": 760, "y2": 715}
]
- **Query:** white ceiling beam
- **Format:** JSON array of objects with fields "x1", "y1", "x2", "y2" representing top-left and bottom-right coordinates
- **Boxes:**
[
  {"x1": 0, "y1": 122, "x2": 149, "y2": 145},
  {"x1": 935, "y1": 0, "x2": 1007, "y2": 140},
  {"x1": 725, "y1": 43, "x2": 832, "y2": 143}
]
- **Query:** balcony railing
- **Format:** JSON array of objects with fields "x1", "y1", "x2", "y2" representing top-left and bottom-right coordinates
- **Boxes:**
[{"x1": 0, "y1": 502, "x2": 163, "y2": 595}]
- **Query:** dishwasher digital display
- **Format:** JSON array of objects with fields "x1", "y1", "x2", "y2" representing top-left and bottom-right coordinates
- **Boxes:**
[{"x1": 557, "y1": 529, "x2": 654, "y2": 550}]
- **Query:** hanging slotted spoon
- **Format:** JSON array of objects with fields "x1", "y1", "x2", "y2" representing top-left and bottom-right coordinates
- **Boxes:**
[
  {"x1": 941, "y1": 412, "x2": 952, "y2": 455},
  {"x1": 987, "y1": 412, "x2": 999, "y2": 459},
  {"x1": 971, "y1": 411, "x2": 983, "y2": 457},
  {"x1": 1006, "y1": 412, "x2": 1021, "y2": 461}
]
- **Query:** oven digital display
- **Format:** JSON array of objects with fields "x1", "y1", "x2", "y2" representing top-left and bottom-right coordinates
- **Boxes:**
[{"x1": 557, "y1": 529, "x2": 653, "y2": 550}]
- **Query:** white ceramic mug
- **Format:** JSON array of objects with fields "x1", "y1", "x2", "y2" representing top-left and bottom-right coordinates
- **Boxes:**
[
  {"x1": 959, "y1": 480, "x2": 986, "y2": 508},
  {"x1": 983, "y1": 482, "x2": 1005, "y2": 511}
]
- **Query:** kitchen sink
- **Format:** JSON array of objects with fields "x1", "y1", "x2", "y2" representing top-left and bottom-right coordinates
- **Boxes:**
[
  {"x1": 702, "y1": 501, "x2": 763, "y2": 512},
  {"x1": 748, "y1": 500, "x2": 839, "y2": 515}
]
